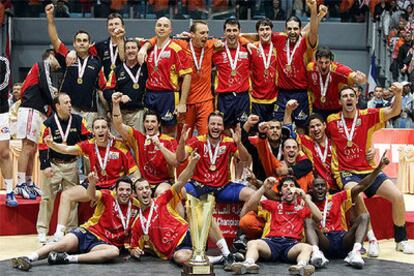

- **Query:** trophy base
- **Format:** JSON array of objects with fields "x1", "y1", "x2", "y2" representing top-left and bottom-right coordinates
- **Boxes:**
[{"x1": 181, "y1": 263, "x2": 215, "y2": 276}]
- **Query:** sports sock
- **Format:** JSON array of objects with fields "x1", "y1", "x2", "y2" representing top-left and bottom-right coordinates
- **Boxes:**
[
  {"x1": 245, "y1": 258, "x2": 255, "y2": 265},
  {"x1": 66, "y1": 254, "x2": 78, "y2": 263},
  {"x1": 297, "y1": 260, "x2": 307, "y2": 266},
  {"x1": 312, "y1": 245, "x2": 319, "y2": 253},
  {"x1": 353, "y1": 242, "x2": 362, "y2": 252},
  {"x1": 56, "y1": 224, "x2": 66, "y2": 234},
  {"x1": 216, "y1": 238, "x2": 230, "y2": 257},
  {"x1": 5, "y1": 179, "x2": 13, "y2": 194},
  {"x1": 367, "y1": 230, "x2": 377, "y2": 241},
  {"x1": 394, "y1": 224, "x2": 407, "y2": 243},
  {"x1": 27, "y1": 252, "x2": 39, "y2": 262},
  {"x1": 17, "y1": 172, "x2": 26, "y2": 185}
]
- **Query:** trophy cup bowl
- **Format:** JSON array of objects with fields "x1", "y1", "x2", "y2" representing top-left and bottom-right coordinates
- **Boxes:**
[{"x1": 181, "y1": 193, "x2": 215, "y2": 276}]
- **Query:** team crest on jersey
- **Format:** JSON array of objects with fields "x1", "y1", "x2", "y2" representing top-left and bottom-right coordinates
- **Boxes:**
[
  {"x1": 277, "y1": 203, "x2": 283, "y2": 214},
  {"x1": 109, "y1": 152, "x2": 120, "y2": 159},
  {"x1": 239, "y1": 52, "x2": 248, "y2": 59},
  {"x1": 356, "y1": 118, "x2": 361, "y2": 126},
  {"x1": 161, "y1": 51, "x2": 171, "y2": 58}
]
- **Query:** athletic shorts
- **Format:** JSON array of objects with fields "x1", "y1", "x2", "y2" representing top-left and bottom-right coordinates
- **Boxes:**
[
  {"x1": 0, "y1": 112, "x2": 10, "y2": 141},
  {"x1": 175, "y1": 230, "x2": 193, "y2": 252},
  {"x1": 340, "y1": 171, "x2": 389, "y2": 198},
  {"x1": 16, "y1": 107, "x2": 46, "y2": 143},
  {"x1": 144, "y1": 91, "x2": 177, "y2": 126},
  {"x1": 216, "y1": 92, "x2": 250, "y2": 128},
  {"x1": 184, "y1": 181, "x2": 246, "y2": 203},
  {"x1": 262, "y1": 236, "x2": 298, "y2": 263},
  {"x1": 70, "y1": 227, "x2": 108, "y2": 253},
  {"x1": 324, "y1": 231, "x2": 347, "y2": 258},
  {"x1": 274, "y1": 89, "x2": 310, "y2": 127},
  {"x1": 251, "y1": 102, "x2": 277, "y2": 122}
]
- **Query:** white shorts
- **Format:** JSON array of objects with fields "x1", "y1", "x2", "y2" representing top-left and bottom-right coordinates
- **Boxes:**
[
  {"x1": 16, "y1": 107, "x2": 46, "y2": 143},
  {"x1": 0, "y1": 112, "x2": 10, "y2": 141}
]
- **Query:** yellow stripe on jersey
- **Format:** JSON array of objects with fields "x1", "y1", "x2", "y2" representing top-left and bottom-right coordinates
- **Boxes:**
[
  {"x1": 81, "y1": 191, "x2": 105, "y2": 229},
  {"x1": 339, "y1": 189, "x2": 353, "y2": 231},
  {"x1": 257, "y1": 204, "x2": 272, "y2": 238}
]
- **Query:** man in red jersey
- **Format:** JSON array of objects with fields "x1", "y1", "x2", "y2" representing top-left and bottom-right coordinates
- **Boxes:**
[
  {"x1": 129, "y1": 151, "x2": 200, "y2": 264},
  {"x1": 45, "y1": 117, "x2": 139, "y2": 242},
  {"x1": 231, "y1": 176, "x2": 322, "y2": 275},
  {"x1": 306, "y1": 46, "x2": 367, "y2": 120},
  {"x1": 305, "y1": 154, "x2": 389, "y2": 269},
  {"x1": 327, "y1": 84, "x2": 413, "y2": 255},
  {"x1": 11, "y1": 175, "x2": 139, "y2": 271},
  {"x1": 272, "y1": 0, "x2": 319, "y2": 129},
  {"x1": 176, "y1": 111, "x2": 253, "y2": 270},
  {"x1": 250, "y1": 18, "x2": 278, "y2": 122},
  {"x1": 213, "y1": 18, "x2": 251, "y2": 129},
  {"x1": 112, "y1": 92, "x2": 177, "y2": 196},
  {"x1": 140, "y1": 17, "x2": 192, "y2": 137}
]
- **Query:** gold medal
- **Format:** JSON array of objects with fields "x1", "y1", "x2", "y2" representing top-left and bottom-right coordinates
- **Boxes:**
[
  {"x1": 264, "y1": 69, "x2": 269, "y2": 77},
  {"x1": 209, "y1": 164, "x2": 216, "y2": 171},
  {"x1": 77, "y1": 78, "x2": 83, "y2": 84},
  {"x1": 321, "y1": 96, "x2": 326, "y2": 103},
  {"x1": 154, "y1": 66, "x2": 158, "y2": 72},
  {"x1": 143, "y1": 234, "x2": 150, "y2": 242},
  {"x1": 231, "y1": 70, "x2": 237, "y2": 77},
  {"x1": 285, "y1": 64, "x2": 292, "y2": 72},
  {"x1": 347, "y1": 141, "x2": 353, "y2": 148},
  {"x1": 133, "y1": 83, "x2": 139, "y2": 89},
  {"x1": 111, "y1": 64, "x2": 116, "y2": 70},
  {"x1": 101, "y1": 169, "x2": 107, "y2": 176}
]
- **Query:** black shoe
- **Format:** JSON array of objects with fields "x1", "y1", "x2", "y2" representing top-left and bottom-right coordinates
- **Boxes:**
[
  {"x1": 48, "y1": 251, "x2": 69, "y2": 265},
  {"x1": 223, "y1": 253, "x2": 236, "y2": 271},
  {"x1": 11, "y1": 257, "x2": 32, "y2": 271},
  {"x1": 234, "y1": 252, "x2": 245, "y2": 262},
  {"x1": 233, "y1": 234, "x2": 248, "y2": 254}
]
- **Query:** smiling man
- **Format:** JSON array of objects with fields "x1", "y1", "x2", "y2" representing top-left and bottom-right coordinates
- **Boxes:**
[{"x1": 11, "y1": 175, "x2": 140, "y2": 271}]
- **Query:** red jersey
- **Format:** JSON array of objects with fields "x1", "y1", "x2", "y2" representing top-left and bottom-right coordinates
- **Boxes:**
[
  {"x1": 82, "y1": 190, "x2": 140, "y2": 248},
  {"x1": 258, "y1": 199, "x2": 311, "y2": 240},
  {"x1": 272, "y1": 32, "x2": 315, "y2": 90},
  {"x1": 315, "y1": 190, "x2": 352, "y2": 233},
  {"x1": 146, "y1": 40, "x2": 192, "y2": 92},
  {"x1": 298, "y1": 134, "x2": 337, "y2": 190},
  {"x1": 213, "y1": 44, "x2": 250, "y2": 93},
  {"x1": 126, "y1": 127, "x2": 177, "y2": 185},
  {"x1": 307, "y1": 61, "x2": 354, "y2": 110},
  {"x1": 250, "y1": 41, "x2": 277, "y2": 103},
  {"x1": 327, "y1": 109, "x2": 385, "y2": 178},
  {"x1": 185, "y1": 135, "x2": 237, "y2": 187},
  {"x1": 130, "y1": 189, "x2": 188, "y2": 260},
  {"x1": 75, "y1": 139, "x2": 138, "y2": 189}
]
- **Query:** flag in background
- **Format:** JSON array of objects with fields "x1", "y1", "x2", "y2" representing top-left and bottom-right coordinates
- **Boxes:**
[{"x1": 367, "y1": 54, "x2": 377, "y2": 94}]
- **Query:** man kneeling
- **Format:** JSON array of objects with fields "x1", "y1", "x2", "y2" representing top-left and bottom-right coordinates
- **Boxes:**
[
  {"x1": 11, "y1": 175, "x2": 139, "y2": 271},
  {"x1": 231, "y1": 176, "x2": 322, "y2": 275}
]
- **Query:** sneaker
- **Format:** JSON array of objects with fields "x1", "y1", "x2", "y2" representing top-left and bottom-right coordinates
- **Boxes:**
[
  {"x1": 5, "y1": 192, "x2": 18, "y2": 207},
  {"x1": 396, "y1": 240, "x2": 414, "y2": 254},
  {"x1": 14, "y1": 183, "x2": 33, "y2": 199},
  {"x1": 231, "y1": 261, "x2": 260, "y2": 274},
  {"x1": 38, "y1": 233, "x2": 47, "y2": 245},
  {"x1": 49, "y1": 231, "x2": 64, "y2": 243},
  {"x1": 310, "y1": 250, "x2": 329, "y2": 268},
  {"x1": 288, "y1": 264, "x2": 315, "y2": 275},
  {"x1": 234, "y1": 252, "x2": 245, "y2": 262},
  {"x1": 360, "y1": 245, "x2": 367, "y2": 255},
  {"x1": 48, "y1": 251, "x2": 69, "y2": 265},
  {"x1": 368, "y1": 240, "x2": 379, "y2": 257},
  {"x1": 28, "y1": 183, "x2": 42, "y2": 197},
  {"x1": 344, "y1": 250, "x2": 364, "y2": 269},
  {"x1": 10, "y1": 257, "x2": 32, "y2": 271},
  {"x1": 223, "y1": 253, "x2": 235, "y2": 271},
  {"x1": 233, "y1": 234, "x2": 248, "y2": 254}
]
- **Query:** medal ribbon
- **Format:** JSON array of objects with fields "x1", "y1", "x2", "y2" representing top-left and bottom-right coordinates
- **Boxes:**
[
  {"x1": 340, "y1": 111, "x2": 358, "y2": 145},
  {"x1": 153, "y1": 39, "x2": 171, "y2": 70},
  {"x1": 314, "y1": 136, "x2": 329, "y2": 164},
  {"x1": 54, "y1": 114, "x2": 72, "y2": 144},
  {"x1": 225, "y1": 42, "x2": 240, "y2": 72},
  {"x1": 321, "y1": 195, "x2": 329, "y2": 229},
  {"x1": 207, "y1": 139, "x2": 221, "y2": 166},
  {"x1": 285, "y1": 37, "x2": 301, "y2": 66},
  {"x1": 139, "y1": 201, "x2": 155, "y2": 235},
  {"x1": 123, "y1": 63, "x2": 142, "y2": 86},
  {"x1": 95, "y1": 138, "x2": 112, "y2": 173},
  {"x1": 109, "y1": 40, "x2": 119, "y2": 68},
  {"x1": 189, "y1": 39, "x2": 205, "y2": 73},
  {"x1": 77, "y1": 56, "x2": 89, "y2": 80},
  {"x1": 115, "y1": 199, "x2": 132, "y2": 231},
  {"x1": 259, "y1": 42, "x2": 273, "y2": 70},
  {"x1": 319, "y1": 71, "x2": 331, "y2": 99}
]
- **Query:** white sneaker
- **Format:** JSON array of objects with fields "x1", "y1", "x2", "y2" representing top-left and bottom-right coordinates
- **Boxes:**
[
  {"x1": 310, "y1": 250, "x2": 329, "y2": 268},
  {"x1": 368, "y1": 240, "x2": 379, "y2": 257},
  {"x1": 231, "y1": 261, "x2": 260, "y2": 274},
  {"x1": 48, "y1": 231, "x2": 64, "y2": 243},
  {"x1": 344, "y1": 250, "x2": 364, "y2": 269},
  {"x1": 396, "y1": 241, "x2": 414, "y2": 254},
  {"x1": 38, "y1": 233, "x2": 47, "y2": 245}
]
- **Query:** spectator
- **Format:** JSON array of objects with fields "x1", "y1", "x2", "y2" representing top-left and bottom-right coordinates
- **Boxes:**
[
  {"x1": 354, "y1": 84, "x2": 368, "y2": 109},
  {"x1": 94, "y1": 0, "x2": 111, "y2": 18},
  {"x1": 374, "y1": 0, "x2": 391, "y2": 22},
  {"x1": 388, "y1": 0, "x2": 405, "y2": 31},
  {"x1": 55, "y1": 0, "x2": 70, "y2": 18},
  {"x1": 368, "y1": 86, "x2": 390, "y2": 108},
  {"x1": 293, "y1": 0, "x2": 304, "y2": 17},
  {"x1": 8, "y1": 82, "x2": 22, "y2": 107},
  {"x1": 398, "y1": 29, "x2": 413, "y2": 79},
  {"x1": 390, "y1": 28, "x2": 407, "y2": 81},
  {"x1": 263, "y1": 0, "x2": 285, "y2": 20},
  {"x1": 393, "y1": 82, "x2": 414, "y2": 128},
  {"x1": 148, "y1": 0, "x2": 170, "y2": 18},
  {"x1": 236, "y1": 0, "x2": 255, "y2": 20},
  {"x1": 402, "y1": 42, "x2": 414, "y2": 83}
]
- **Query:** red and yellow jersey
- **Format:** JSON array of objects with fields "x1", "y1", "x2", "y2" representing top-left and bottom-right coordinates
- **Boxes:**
[
  {"x1": 146, "y1": 40, "x2": 192, "y2": 92},
  {"x1": 185, "y1": 135, "x2": 237, "y2": 187},
  {"x1": 258, "y1": 199, "x2": 311, "y2": 240},
  {"x1": 315, "y1": 190, "x2": 353, "y2": 232},
  {"x1": 126, "y1": 127, "x2": 177, "y2": 185},
  {"x1": 307, "y1": 61, "x2": 354, "y2": 110},
  {"x1": 250, "y1": 41, "x2": 277, "y2": 103},
  {"x1": 75, "y1": 138, "x2": 138, "y2": 189},
  {"x1": 298, "y1": 134, "x2": 337, "y2": 191},
  {"x1": 272, "y1": 32, "x2": 316, "y2": 90},
  {"x1": 213, "y1": 45, "x2": 250, "y2": 93},
  {"x1": 327, "y1": 109, "x2": 385, "y2": 178},
  {"x1": 82, "y1": 190, "x2": 140, "y2": 248},
  {"x1": 130, "y1": 189, "x2": 188, "y2": 260}
]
